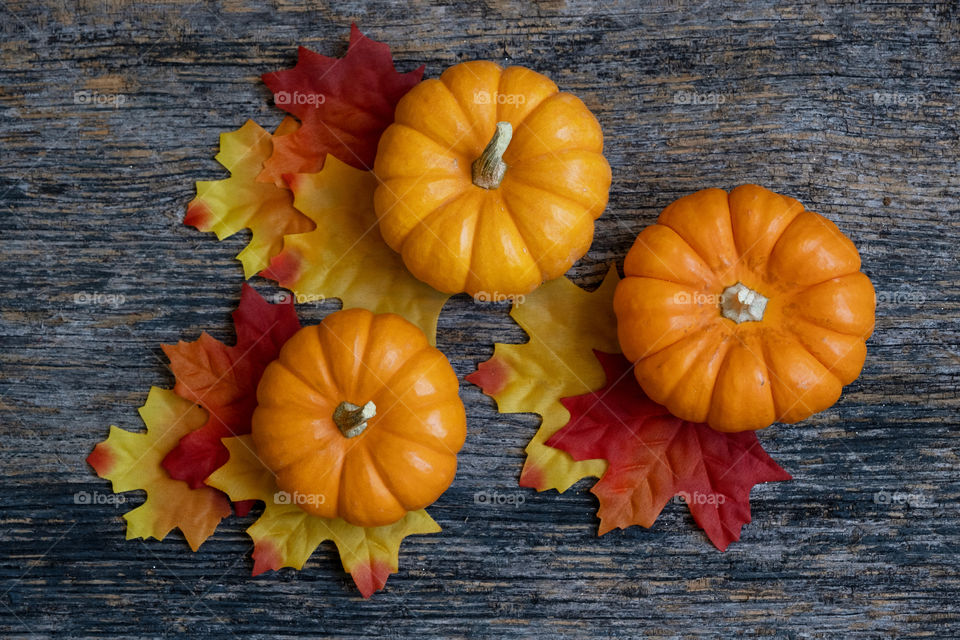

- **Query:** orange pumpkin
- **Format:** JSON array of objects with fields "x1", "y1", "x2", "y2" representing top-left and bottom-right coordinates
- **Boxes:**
[
  {"x1": 614, "y1": 185, "x2": 875, "y2": 432},
  {"x1": 251, "y1": 308, "x2": 466, "y2": 527},
  {"x1": 374, "y1": 60, "x2": 611, "y2": 298}
]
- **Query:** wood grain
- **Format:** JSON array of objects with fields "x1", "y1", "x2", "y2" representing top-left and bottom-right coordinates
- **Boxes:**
[{"x1": 1, "y1": 0, "x2": 958, "y2": 637}]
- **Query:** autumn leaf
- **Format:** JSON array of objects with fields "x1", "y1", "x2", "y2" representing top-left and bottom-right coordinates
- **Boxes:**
[
  {"x1": 160, "y1": 283, "x2": 301, "y2": 490},
  {"x1": 547, "y1": 351, "x2": 792, "y2": 550},
  {"x1": 262, "y1": 156, "x2": 450, "y2": 345},
  {"x1": 258, "y1": 24, "x2": 424, "y2": 185},
  {"x1": 185, "y1": 118, "x2": 314, "y2": 278},
  {"x1": 86, "y1": 387, "x2": 232, "y2": 551},
  {"x1": 208, "y1": 436, "x2": 440, "y2": 598},
  {"x1": 466, "y1": 267, "x2": 620, "y2": 492}
]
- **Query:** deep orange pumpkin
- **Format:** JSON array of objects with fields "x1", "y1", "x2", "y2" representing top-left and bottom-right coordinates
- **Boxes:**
[
  {"x1": 251, "y1": 308, "x2": 466, "y2": 527},
  {"x1": 615, "y1": 185, "x2": 876, "y2": 432}
]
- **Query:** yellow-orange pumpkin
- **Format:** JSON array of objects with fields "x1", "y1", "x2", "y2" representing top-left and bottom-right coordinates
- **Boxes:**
[
  {"x1": 251, "y1": 308, "x2": 466, "y2": 527},
  {"x1": 374, "y1": 60, "x2": 611, "y2": 298},
  {"x1": 615, "y1": 185, "x2": 876, "y2": 432}
]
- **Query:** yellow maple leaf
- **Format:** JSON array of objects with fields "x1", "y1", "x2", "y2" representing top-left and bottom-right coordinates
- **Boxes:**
[
  {"x1": 86, "y1": 387, "x2": 232, "y2": 551},
  {"x1": 185, "y1": 118, "x2": 314, "y2": 278},
  {"x1": 208, "y1": 436, "x2": 440, "y2": 598},
  {"x1": 262, "y1": 155, "x2": 451, "y2": 345},
  {"x1": 467, "y1": 267, "x2": 621, "y2": 492}
]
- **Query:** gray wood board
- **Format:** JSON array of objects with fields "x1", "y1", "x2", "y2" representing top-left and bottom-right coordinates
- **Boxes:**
[{"x1": 1, "y1": 0, "x2": 958, "y2": 638}]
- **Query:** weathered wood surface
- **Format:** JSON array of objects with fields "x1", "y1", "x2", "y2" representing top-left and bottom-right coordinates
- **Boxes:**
[{"x1": 1, "y1": 0, "x2": 958, "y2": 637}]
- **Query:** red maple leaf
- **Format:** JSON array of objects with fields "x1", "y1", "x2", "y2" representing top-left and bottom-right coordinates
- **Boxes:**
[
  {"x1": 258, "y1": 24, "x2": 424, "y2": 183},
  {"x1": 547, "y1": 351, "x2": 791, "y2": 550},
  {"x1": 160, "y1": 283, "x2": 301, "y2": 491}
]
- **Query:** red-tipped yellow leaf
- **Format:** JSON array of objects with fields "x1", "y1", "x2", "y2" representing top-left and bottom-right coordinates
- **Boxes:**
[
  {"x1": 262, "y1": 157, "x2": 449, "y2": 345},
  {"x1": 208, "y1": 436, "x2": 440, "y2": 598},
  {"x1": 86, "y1": 387, "x2": 231, "y2": 551},
  {"x1": 186, "y1": 118, "x2": 314, "y2": 278},
  {"x1": 466, "y1": 267, "x2": 620, "y2": 492}
]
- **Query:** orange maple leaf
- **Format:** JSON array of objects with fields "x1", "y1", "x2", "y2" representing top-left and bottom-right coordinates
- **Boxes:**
[{"x1": 160, "y1": 283, "x2": 300, "y2": 490}]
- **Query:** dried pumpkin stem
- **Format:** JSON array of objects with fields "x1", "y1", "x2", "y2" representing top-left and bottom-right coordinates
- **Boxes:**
[
  {"x1": 720, "y1": 282, "x2": 768, "y2": 323},
  {"x1": 333, "y1": 401, "x2": 376, "y2": 438},
  {"x1": 472, "y1": 121, "x2": 513, "y2": 189}
]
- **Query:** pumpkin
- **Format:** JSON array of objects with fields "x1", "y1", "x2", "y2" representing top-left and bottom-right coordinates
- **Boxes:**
[
  {"x1": 373, "y1": 60, "x2": 611, "y2": 298},
  {"x1": 614, "y1": 185, "x2": 875, "y2": 432},
  {"x1": 251, "y1": 308, "x2": 466, "y2": 527}
]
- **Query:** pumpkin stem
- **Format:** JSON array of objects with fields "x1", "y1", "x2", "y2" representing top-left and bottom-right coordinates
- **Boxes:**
[
  {"x1": 720, "y1": 282, "x2": 768, "y2": 323},
  {"x1": 472, "y1": 121, "x2": 513, "y2": 189},
  {"x1": 333, "y1": 401, "x2": 376, "y2": 438}
]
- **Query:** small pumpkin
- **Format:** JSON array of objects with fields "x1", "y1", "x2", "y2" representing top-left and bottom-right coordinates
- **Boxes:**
[
  {"x1": 614, "y1": 185, "x2": 875, "y2": 432},
  {"x1": 374, "y1": 60, "x2": 612, "y2": 298},
  {"x1": 252, "y1": 308, "x2": 466, "y2": 527}
]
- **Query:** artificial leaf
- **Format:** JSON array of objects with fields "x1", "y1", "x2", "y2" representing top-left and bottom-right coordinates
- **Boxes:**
[
  {"x1": 262, "y1": 156, "x2": 450, "y2": 345},
  {"x1": 185, "y1": 118, "x2": 314, "y2": 278},
  {"x1": 161, "y1": 283, "x2": 301, "y2": 489},
  {"x1": 466, "y1": 267, "x2": 620, "y2": 492},
  {"x1": 208, "y1": 436, "x2": 440, "y2": 598},
  {"x1": 548, "y1": 351, "x2": 792, "y2": 550},
  {"x1": 86, "y1": 387, "x2": 231, "y2": 551},
  {"x1": 258, "y1": 24, "x2": 424, "y2": 184}
]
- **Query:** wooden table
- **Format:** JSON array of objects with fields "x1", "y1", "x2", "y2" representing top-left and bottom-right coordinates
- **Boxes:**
[{"x1": 2, "y1": 1, "x2": 958, "y2": 637}]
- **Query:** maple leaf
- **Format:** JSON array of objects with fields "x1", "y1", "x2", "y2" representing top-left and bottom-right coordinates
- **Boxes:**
[
  {"x1": 262, "y1": 156, "x2": 450, "y2": 345},
  {"x1": 185, "y1": 118, "x2": 314, "y2": 278},
  {"x1": 258, "y1": 24, "x2": 424, "y2": 184},
  {"x1": 208, "y1": 436, "x2": 440, "y2": 598},
  {"x1": 466, "y1": 267, "x2": 620, "y2": 492},
  {"x1": 86, "y1": 387, "x2": 232, "y2": 551},
  {"x1": 160, "y1": 283, "x2": 301, "y2": 490},
  {"x1": 547, "y1": 351, "x2": 792, "y2": 550}
]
